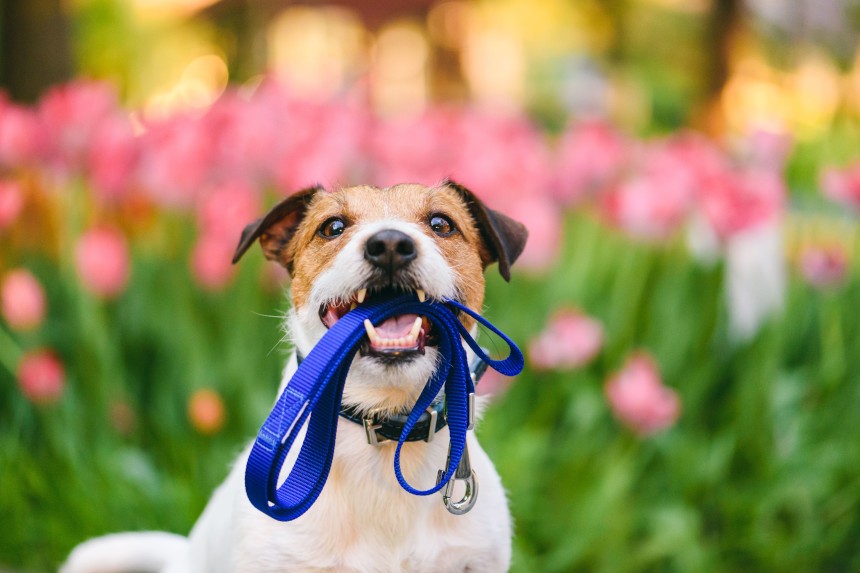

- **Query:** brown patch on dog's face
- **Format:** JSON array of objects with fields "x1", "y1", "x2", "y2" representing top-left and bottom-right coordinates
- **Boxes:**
[
  {"x1": 286, "y1": 184, "x2": 487, "y2": 318},
  {"x1": 232, "y1": 181, "x2": 528, "y2": 399},
  {"x1": 412, "y1": 185, "x2": 488, "y2": 316}
]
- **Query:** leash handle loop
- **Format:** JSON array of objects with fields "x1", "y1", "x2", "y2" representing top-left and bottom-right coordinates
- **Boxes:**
[{"x1": 244, "y1": 295, "x2": 524, "y2": 521}]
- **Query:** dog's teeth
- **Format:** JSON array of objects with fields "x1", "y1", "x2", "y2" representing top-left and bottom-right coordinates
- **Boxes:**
[
  {"x1": 350, "y1": 302, "x2": 357, "y2": 311},
  {"x1": 363, "y1": 319, "x2": 378, "y2": 342},
  {"x1": 356, "y1": 289, "x2": 367, "y2": 304},
  {"x1": 416, "y1": 289, "x2": 426, "y2": 303},
  {"x1": 409, "y1": 317, "x2": 422, "y2": 339}
]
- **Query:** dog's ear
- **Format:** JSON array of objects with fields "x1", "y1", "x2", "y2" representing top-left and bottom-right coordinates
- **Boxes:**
[
  {"x1": 232, "y1": 185, "x2": 323, "y2": 271},
  {"x1": 444, "y1": 180, "x2": 529, "y2": 282}
]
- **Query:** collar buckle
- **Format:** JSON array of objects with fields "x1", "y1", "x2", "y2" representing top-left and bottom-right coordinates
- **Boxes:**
[{"x1": 363, "y1": 405, "x2": 439, "y2": 446}]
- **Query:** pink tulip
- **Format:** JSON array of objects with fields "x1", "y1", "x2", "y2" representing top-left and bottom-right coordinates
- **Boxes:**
[
  {"x1": 196, "y1": 181, "x2": 261, "y2": 239},
  {"x1": 529, "y1": 309, "x2": 604, "y2": 370},
  {"x1": 0, "y1": 99, "x2": 44, "y2": 168},
  {"x1": 188, "y1": 388, "x2": 226, "y2": 435},
  {"x1": 698, "y1": 168, "x2": 785, "y2": 240},
  {"x1": 554, "y1": 121, "x2": 630, "y2": 204},
  {"x1": 203, "y1": 92, "x2": 275, "y2": 185},
  {"x1": 602, "y1": 172, "x2": 691, "y2": 241},
  {"x1": 75, "y1": 227, "x2": 130, "y2": 298},
  {"x1": 370, "y1": 108, "x2": 457, "y2": 187},
  {"x1": 191, "y1": 233, "x2": 235, "y2": 291},
  {"x1": 227, "y1": 80, "x2": 365, "y2": 190},
  {"x1": 821, "y1": 164, "x2": 860, "y2": 209},
  {"x1": 650, "y1": 133, "x2": 728, "y2": 188},
  {"x1": 738, "y1": 128, "x2": 792, "y2": 172},
  {"x1": 605, "y1": 352, "x2": 680, "y2": 436},
  {"x1": 0, "y1": 179, "x2": 24, "y2": 230},
  {"x1": 799, "y1": 245, "x2": 849, "y2": 289},
  {"x1": 600, "y1": 133, "x2": 726, "y2": 241},
  {"x1": 446, "y1": 111, "x2": 554, "y2": 208},
  {"x1": 17, "y1": 349, "x2": 65, "y2": 405},
  {"x1": 137, "y1": 114, "x2": 214, "y2": 208},
  {"x1": 370, "y1": 108, "x2": 554, "y2": 211},
  {"x1": 271, "y1": 99, "x2": 365, "y2": 191},
  {"x1": 1, "y1": 269, "x2": 46, "y2": 331},
  {"x1": 86, "y1": 114, "x2": 140, "y2": 200},
  {"x1": 501, "y1": 196, "x2": 562, "y2": 271},
  {"x1": 38, "y1": 80, "x2": 119, "y2": 172}
]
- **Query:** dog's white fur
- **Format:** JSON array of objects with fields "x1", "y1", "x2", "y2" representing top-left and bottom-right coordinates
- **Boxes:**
[{"x1": 63, "y1": 192, "x2": 512, "y2": 573}]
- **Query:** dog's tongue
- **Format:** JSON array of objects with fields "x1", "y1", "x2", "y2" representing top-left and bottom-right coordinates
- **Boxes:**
[{"x1": 375, "y1": 314, "x2": 418, "y2": 339}]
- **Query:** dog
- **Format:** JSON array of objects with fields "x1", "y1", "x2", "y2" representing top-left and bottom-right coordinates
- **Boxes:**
[{"x1": 63, "y1": 181, "x2": 528, "y2": 573}]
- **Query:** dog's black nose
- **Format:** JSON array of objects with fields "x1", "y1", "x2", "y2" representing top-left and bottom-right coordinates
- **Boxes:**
[{"x1": 364, "y1": 230, "x2": 417, "y2": 272}]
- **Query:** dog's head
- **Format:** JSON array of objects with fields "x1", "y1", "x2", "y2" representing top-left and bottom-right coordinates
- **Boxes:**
[{"x1": 233, "y1": 181, "x2": 527, "y2": 411}]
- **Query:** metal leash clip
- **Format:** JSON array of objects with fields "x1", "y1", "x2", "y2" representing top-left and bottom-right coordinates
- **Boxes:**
[
  {"x1": 437, "y1": 428, "x2": 479, "y2": 515},
  {"x1": 437, "y1": 440, "x2": 478, "y2": 515}
]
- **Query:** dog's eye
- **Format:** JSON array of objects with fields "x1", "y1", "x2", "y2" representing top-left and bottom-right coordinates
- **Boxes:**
[
  {"x1": 318, "y1": 217, "x2": 346, "y2": 239},
  {"x1": 429, "y1": 214, "x2": 456, "y2": 237}
]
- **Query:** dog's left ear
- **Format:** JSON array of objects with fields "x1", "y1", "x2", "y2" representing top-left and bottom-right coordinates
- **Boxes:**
[
  {"x1": 444, "y1": 180, "x2": 529, "y2": 282},
  {"x1": 232, "y1": 185, "x2": 323, "y2": 271}
]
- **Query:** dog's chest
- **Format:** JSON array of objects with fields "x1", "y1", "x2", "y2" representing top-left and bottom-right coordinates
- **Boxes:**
[{"x1": 228, "y1": 431, "x2": 506, "y2": 573}]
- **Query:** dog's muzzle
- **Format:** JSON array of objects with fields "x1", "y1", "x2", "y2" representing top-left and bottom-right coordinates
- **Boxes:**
[{"x1": 320, "y1": 229, "x2": 441, "y2": 361}]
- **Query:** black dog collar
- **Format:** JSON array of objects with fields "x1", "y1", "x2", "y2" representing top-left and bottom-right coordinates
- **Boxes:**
[{"x1": 295, "y1": 351, "x2": 489, "y2": 446}]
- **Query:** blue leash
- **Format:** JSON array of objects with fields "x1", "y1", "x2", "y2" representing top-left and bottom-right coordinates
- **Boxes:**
[{"x1": 244, "y1": 294, "x2": 524, "y2": 522}]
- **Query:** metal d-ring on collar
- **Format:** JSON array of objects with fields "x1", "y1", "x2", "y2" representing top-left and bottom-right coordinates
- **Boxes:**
[{"x1": 296, "y1": 350, "x2": 489, "y2": 446}]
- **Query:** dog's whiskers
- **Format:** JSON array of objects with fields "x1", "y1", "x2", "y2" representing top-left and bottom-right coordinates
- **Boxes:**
[
  {"x1": 252, "y1": 311, "x2": 290, "y2": 321},
  {"x1": 267, "y1": 331, "x2": 292, "y2": 357}
]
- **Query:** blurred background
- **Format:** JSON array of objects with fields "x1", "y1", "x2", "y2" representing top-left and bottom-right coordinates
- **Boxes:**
[{"x1": 2, "y1": 0, "x2": 860, "y2": 571}]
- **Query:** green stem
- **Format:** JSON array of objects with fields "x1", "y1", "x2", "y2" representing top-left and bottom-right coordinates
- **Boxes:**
[
  {"x1": 0, "y1": 325, "x2": 24, "y2": 376},
  {"x1": 820, "y1": 293, "x2": 845, "y2": 389}
]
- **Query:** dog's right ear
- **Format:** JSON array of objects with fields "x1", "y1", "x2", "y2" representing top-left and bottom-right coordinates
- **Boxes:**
[
  {"x1": 232, "y1": 185, "x2": 323, "y2": 271},
  {"x1": 443, "y1": 180, "x2": 528, "y2": 282}
]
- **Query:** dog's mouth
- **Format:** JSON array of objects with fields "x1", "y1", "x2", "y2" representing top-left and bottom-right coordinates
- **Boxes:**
[{"x1": 319, "y1": 287, "x2": 437, "y2": 360}]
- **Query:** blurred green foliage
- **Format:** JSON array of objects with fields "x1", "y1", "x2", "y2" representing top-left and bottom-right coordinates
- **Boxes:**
[
  {"x1": 2, "y1": 209, "x2": 860, "y2": 571},
  {"x1": 482, "y1": 215, "x2": 860, "y2": 572}
]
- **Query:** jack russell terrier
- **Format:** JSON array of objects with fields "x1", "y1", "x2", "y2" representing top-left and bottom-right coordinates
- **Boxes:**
[{"x1": 63, "y1": 180, "x2": 528, "y2": 573}]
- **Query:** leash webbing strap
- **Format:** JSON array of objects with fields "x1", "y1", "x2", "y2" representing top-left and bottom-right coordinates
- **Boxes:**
[{"x1": 244, "y1": 295, "x2": 524, "y2": 521}]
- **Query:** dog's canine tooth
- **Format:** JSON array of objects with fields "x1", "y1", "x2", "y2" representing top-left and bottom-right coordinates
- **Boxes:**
[
  {"x1": 409, "y1": 317, "x2": 422, "y2": 339},
  {"x1": 356, "y1": 289, "x2": 367, "y2": 304},
  {"x1": 363, "y1": 319, "x2": 378, "y2": 342},
  {"x1": 416, "y1": 289, "x2": 426, "y2": 303},
  {"x1": 350, "y1": 302, "x2": 357, "y2": 311}
]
